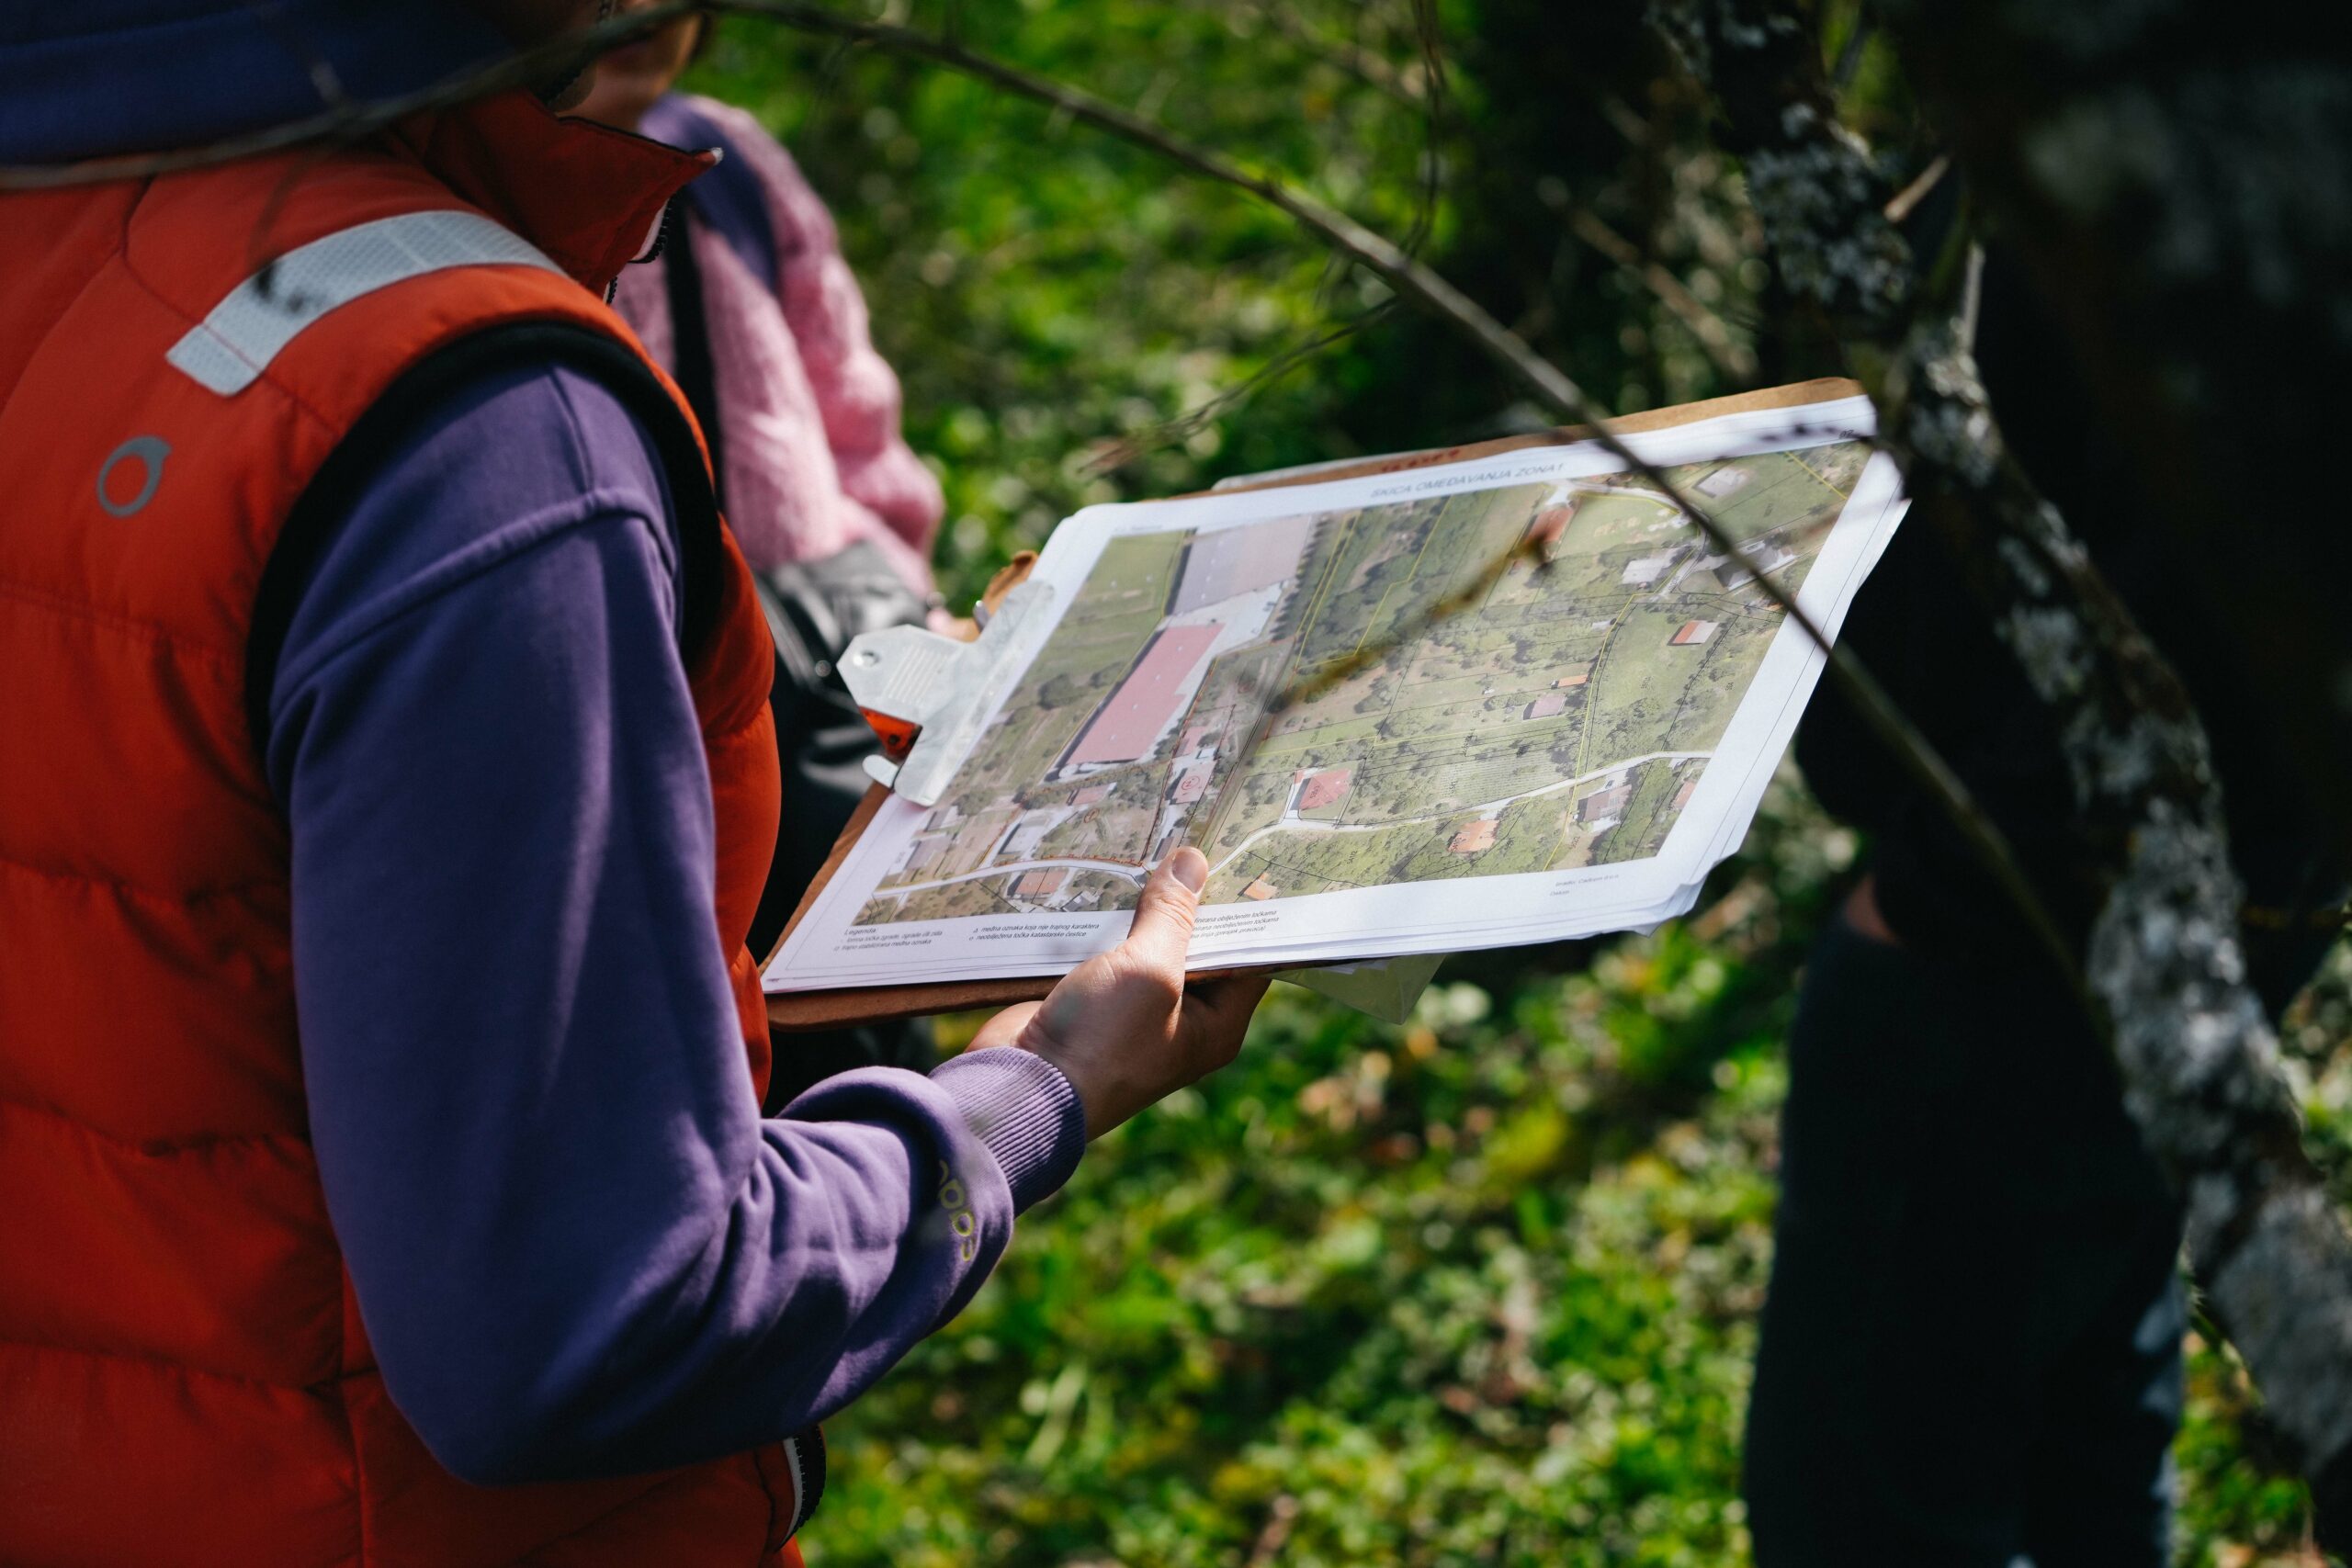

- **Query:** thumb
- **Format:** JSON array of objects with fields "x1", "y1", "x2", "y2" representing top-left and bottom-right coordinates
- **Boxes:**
[{"x1": 1121, "y1": 847, "x2": 1208, "y2": 971}]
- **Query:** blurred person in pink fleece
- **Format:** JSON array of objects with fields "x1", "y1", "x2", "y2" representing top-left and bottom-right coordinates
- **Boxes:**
[{"x1": 579, "y1": 5, "x2": 945, "y2": 592}]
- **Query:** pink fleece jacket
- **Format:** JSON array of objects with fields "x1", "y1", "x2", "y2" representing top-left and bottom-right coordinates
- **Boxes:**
[{"x1": 612, "y1": 95, "x2": 945, "y2": 590}]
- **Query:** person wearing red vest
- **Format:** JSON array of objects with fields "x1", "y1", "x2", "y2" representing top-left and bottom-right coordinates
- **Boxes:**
[{"x1": 0, "y1": 4, "x2": 1267, "y2": 1564}]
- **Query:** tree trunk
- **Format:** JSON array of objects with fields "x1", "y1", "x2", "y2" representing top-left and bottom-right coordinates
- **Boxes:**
[{"x1": 1653, "y1": 0, "x2": 2352, "y2": 1535}]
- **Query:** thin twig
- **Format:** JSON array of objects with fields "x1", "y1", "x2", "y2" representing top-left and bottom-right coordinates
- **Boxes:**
[
  {"x1": 1400, "y1": 0, "x2": 1449, "y2": 260},
  {"x1": 1882, "y1": 153, "x2": 1951, "y2": 226},
  {"x1": 1566, "y1": 207, "x2": 1758, "y2": 382},
  {"x1": 1275, "y1": 532, "x2": 1550, "y2": 707},
  {"x1": 1245, "y1": 1494, "x2": 1301, "y2": 1568},
  {"x1": 1200, "y1": 0, "x2": 1428, "y2": 105},
  {"x1": 1829, "y1": 13, "x2": 1874, "y2": 90},
  {"x1": 1080, "y1": 303, "x2": 1394, "y2": 476}
]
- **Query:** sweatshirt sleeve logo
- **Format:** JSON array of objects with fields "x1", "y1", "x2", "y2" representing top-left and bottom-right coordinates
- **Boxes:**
[{"x1": 937, "y1": 1161, "x2": 978, "y2": 1261}]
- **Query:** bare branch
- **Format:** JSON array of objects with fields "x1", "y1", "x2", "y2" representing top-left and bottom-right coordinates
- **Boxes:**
[
  {"x1": 1399, "y1": 0, "x2": 1450, "y2": 260},
  {"x1": 1566, "y1": 207, "x2": 1758, "y2": 382},
  {"x1": 0, "y1": 0, "x2": 2072, "y2": 996},
  {"x1": 1079, "y1": 303, "x2": 1394, "y2": 476},
  {"x1": 1191, "y1": 0, "x2": 1430, "y2": 106}
]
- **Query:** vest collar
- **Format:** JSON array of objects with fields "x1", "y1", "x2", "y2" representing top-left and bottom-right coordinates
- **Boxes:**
[{"x1": 388, "y1": 91, "x2": 716, "y2": 294}]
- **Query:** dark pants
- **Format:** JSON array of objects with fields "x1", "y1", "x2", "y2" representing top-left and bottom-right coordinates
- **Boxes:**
[{"x1": 1744, "y1": 912, "x2": 2186, "y2": 1567}]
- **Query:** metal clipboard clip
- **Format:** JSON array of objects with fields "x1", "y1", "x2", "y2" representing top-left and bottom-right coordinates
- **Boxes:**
[{"x1": 836, "y1": 573, "x2": 1058, "y2": 807}]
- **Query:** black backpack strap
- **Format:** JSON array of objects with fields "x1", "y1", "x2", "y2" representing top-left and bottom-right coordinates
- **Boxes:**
[
  {"x1": 744, "y1": 538, "x2": 935, "y2": 961},
  {"x1": 661, "y1": 214, "x2": 728, "y2": 514}
]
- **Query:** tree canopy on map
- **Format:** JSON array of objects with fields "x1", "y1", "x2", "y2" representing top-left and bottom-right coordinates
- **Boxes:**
[{"x1": 854, "y1": 440, "x2": 1868, "y2": 925}]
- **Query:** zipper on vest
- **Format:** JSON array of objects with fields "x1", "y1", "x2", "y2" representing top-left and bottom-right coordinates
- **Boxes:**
[{"x1": 610, "y1": 198, "x2": 682, "y2": 304}]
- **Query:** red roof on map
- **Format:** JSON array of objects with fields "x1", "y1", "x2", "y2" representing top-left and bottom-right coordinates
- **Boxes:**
[
  {"x1": 1669, "y1": 619, "x2": 1718, "y2": 647},
  {"x1": 1012, "y1": 868, "x2": 1069, "y2": 897},
  {"x1": 1450, "y1": 818, "x2": 1498, "y2": 853},
  {"x1": 1071, "y1": 784, "x2": 1112, "y2": 806},
  {"x1": 1298, "y1": 767, "x2": 1352, "y2": 811},
  {"x1": 1578, "y1": 783, "x2": 1633, "y2": 822},
  {"x1": 1065, "y1": 626, "x2": 1222, "y2": 766},
  {"x1": 1530, "y1": 503, "x2": 1577, "y2": 547}
]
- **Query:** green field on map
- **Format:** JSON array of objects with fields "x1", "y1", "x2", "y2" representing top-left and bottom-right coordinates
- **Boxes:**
[{"x1": 852, "y1": 442, "x2": 1869, "y2": 925}]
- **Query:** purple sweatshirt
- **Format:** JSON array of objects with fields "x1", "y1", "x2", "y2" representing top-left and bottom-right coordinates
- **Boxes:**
[{"x1": 264, "y1": 352, "x2": 1086, "y2": 1483}]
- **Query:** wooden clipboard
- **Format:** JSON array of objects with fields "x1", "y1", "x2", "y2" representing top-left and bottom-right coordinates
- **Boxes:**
[{"x1": 764, "y1": 378, "x2": 1863, "y2": 1031}]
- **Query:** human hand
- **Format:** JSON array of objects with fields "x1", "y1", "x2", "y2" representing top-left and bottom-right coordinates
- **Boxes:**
[{"x1": 967, "y1": 847, "x2": 1267, "y2": 1137}]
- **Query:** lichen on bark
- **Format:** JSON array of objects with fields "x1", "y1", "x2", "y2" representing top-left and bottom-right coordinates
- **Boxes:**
[{"x1": 1658, "y1": 0, "x2": 2352, "y2": 1534}]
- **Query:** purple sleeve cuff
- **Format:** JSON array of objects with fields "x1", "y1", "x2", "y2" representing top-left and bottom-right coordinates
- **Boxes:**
[{"x1": 928, "y1": 1048, "x2": 1086, "y2": 1213}]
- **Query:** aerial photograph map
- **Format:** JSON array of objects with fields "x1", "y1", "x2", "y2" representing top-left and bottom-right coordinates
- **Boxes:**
[{"x1": 853, "y1": 438, "x2": 1871, "y2": 926}]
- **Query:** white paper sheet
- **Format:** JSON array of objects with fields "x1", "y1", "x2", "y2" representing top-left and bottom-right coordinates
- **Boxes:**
[{"x1": 767, "y1": 394, "x2": 1904, "y2": 993}]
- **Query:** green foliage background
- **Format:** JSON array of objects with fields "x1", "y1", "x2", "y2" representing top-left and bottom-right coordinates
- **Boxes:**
[{"x1": 691, "y1": 5, "x2": 2351, "y2": 1561}]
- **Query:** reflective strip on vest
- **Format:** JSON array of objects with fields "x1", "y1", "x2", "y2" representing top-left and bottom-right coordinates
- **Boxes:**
[{"x1": 165, "y1": 210, "x2": 563, "y2": 395}]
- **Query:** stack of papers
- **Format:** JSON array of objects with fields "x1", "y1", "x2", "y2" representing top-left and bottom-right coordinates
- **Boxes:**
[{"x1": 765, "y1": 391, "x2": 1904, "y2": 996}]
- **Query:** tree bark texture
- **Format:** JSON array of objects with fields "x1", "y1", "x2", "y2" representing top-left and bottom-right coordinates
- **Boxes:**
[{"x1": 1652, "y1": 0, "x2": 2352, "y2": 1536}]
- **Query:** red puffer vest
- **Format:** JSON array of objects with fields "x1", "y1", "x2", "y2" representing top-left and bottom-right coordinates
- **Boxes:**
[{"x1": 0, "y1": 93, "x2": 802, "y2": 1566}]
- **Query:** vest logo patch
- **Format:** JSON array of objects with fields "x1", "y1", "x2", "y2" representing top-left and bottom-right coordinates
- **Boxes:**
[{"x1": 96, "y1": 436, "x2": 170, "y2": 518}]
